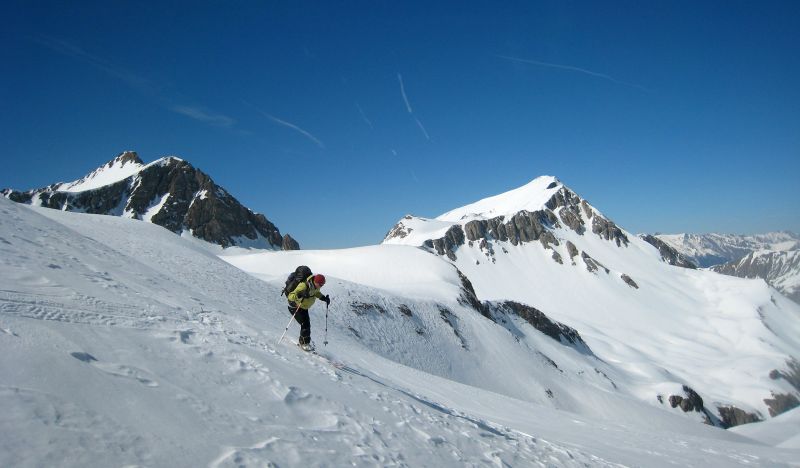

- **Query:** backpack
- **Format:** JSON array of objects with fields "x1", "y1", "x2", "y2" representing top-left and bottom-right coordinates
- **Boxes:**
[{"x1": 282, "y1": 265, "x2": 313, "y2": 297}]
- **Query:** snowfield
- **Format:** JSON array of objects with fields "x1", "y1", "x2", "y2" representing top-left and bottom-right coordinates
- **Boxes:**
[{"x1": 2, "y1": 195, "x2": 800, "y2": 466}]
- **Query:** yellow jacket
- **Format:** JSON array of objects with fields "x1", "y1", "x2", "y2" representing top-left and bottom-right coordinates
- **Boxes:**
[{"x1": 288, "y1": 276, "x2": 324, "y2": 309}]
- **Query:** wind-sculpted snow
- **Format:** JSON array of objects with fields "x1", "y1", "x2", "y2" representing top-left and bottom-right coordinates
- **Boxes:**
[{"x1": 2, "y1": 198, "x2": 800, "y2": 466}]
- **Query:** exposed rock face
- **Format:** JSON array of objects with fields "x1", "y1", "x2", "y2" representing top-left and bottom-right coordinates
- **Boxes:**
[
  {"x1": 668, "y1": 386, "x2": 705, "y2": 413},
  {"x1": 546, "y1": 187, "x2": 585, "y2": 234},
  {"x1": 566, "y1": 241, "x2": 579, "y2": 264},
  {"x1": 456, "y1": 270, "x2": 492, "y2": 320},
  {"x1": 763, "y1": 392, "x2": 800, "y2": 417},
  {"x1": 769, "y1": 358, "x2": 800, "y2": 392},
  {"x1": 581, "y1": 251, "x2": 609, "y2": 274},
  {"x1": 712, "y1": 250, "x2": 800, "y2": 304},
  {"x1": 493, "y1": 301, "x2": 592, "y2": 354},
  {"x1": 282, "y1": 234, "x2": 300, "y2": 251},
  {"x1": 2, "y1": 152, "x2": 297, "y2": 250},
  {"x1": 765, "y1": 359, "x2": 800, "y2": 416},
  {"x1": 717, "y1": 406, "x2": 762, "y2": 428},
  {"x1": 423, "y1": 225, "x2": 465, "y2": 261},
  {"x1": 383, "y1": 215, "x2": 414, "y2": 240},
  {"x1": 639, "y1": 234, "x2": 697, "y2": 269},
  {"x1": 384, "y1": 183, "x2": 631, "y2": 264},
  {"x1": 620, "y1": 274, "x2": 639, "y2": 289},
  {"x1": 591, "y1": 216, "x2": 629, "y2": 247},
  {"x1": 664, "y1": 385, "x2": 725, "y2": 426}
]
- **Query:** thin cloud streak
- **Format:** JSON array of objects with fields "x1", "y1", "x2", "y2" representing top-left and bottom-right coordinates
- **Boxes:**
[
  {"x1": 415, "y1": 118, "x2": 430, "y2": 141},
  {"x1": 36, "y1": 35, "x2": 242, "y2": 129},
  {"x1": 398, "y1": 73, "x2": 431, "y2": 140},
  {"x1": 356, "y1": 102, "x2": 374, "y2": 130},
  {"x1": 35, "y1": 35, "x2": 155, "y2": 93},
  {"x1": 497, "y1": 55, "x2": 650, "y2": 92},
  {"x1": 170, "y1": 105, "x2": 235, "y2": 128},
  {"x1": 397, "y1": 73, "x2": 414, "y2": 113},
  {"x1": 243, "y1": 101, "x2": 325, "y2": 149}
]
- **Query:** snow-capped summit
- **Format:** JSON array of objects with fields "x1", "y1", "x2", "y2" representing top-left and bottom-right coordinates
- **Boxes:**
[
  {"x1": 436, "y1": 175, "x2": 563, "y2": 222},
  {"x1": 384, "y1": 175, "x2": 628, "y2": 259},
  {"x1": 57, "y1": 151, "x2": 145, "y2": 192},
  {"x1": 2, "y1": 152, "x2": 298, "y2": 250}
]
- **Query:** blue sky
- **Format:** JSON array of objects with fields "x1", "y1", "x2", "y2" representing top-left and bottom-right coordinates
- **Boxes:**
[{"x1": 2, "y1": 1, "x2": 798, "y2": 249}]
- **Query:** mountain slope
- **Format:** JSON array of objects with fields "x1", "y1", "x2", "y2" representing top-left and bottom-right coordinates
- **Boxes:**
[
  {"x1": 2, "y1": 151, "x2": 298, "y2": 250},
  {"x1": 3, "y1": 197, "x2": 800, "y2": 466},
  {"x1": 654, "y1": 232, "x2": 800, "y2": 304},
  {"x1": 712, "y1": 250, "x2": 800, "y2": 304},
  {"x1": 383, "y1": 176, "x2": 800, "y2": 426}
]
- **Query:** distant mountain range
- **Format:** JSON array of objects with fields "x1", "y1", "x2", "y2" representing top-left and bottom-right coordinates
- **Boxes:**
[
  {"x1": 653, "y1": 232, "x2": 800, "y2": 268},
  {"x1": 647, "y1": 232, "x2": 800, "y2": 304},
  {"x1": 2, "y1": 151, "x2": 298, "y2": 250}
]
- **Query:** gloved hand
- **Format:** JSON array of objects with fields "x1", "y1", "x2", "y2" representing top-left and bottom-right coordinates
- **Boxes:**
[{"x1": 321, "y1": 294, "x2": 331, "y2": 306}]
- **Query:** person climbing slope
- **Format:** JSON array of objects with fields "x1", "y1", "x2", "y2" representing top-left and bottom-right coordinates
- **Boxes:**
[{"x1": 287, "y1": 273, "x2": 330, "y2": 351}]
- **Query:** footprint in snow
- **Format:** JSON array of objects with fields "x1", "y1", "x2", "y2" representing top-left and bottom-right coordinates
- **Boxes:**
[{"x1": 71, "y1": 351, "x2": 159, "y2": 387}]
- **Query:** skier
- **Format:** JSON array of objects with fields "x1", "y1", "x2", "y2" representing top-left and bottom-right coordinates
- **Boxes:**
[{"x1": 287, "y1": 273, "x2": 330, "y2": 351}]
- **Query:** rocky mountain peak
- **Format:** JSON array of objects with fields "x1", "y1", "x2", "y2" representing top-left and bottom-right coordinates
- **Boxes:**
[
  {"x1": 3, "y1": 152, "x2": 298, "y2": 251},
  {"x1": 111, "y1": 150, "x2": 143, "y2": 166},
  {"x1": 383, "y1": 176, "x2": 631, "y2": 274}
]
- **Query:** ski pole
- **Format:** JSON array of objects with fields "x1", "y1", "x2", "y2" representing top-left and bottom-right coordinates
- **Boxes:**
[
  {"x1": 279, "y1": 305, "x2": 301, "y2": 344},
  {"x1": 324, "y1": 302, "x2": 329, "y2": 346}
]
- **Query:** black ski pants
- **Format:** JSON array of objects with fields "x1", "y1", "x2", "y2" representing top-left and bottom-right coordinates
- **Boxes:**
[{"x1": 288, "y1": 305, "x2": 311, "y2": 344}]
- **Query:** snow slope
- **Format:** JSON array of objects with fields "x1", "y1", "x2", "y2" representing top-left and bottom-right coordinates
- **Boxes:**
[
  {"x1": 3, "y1": 197, "x2": 799, "y2": 466},
  {"x1": 55, "y1": 151, "x2": 146, "y2": 193},
  {"x1": 712, "y1": 249, "x2": 800, "y2": 305}
]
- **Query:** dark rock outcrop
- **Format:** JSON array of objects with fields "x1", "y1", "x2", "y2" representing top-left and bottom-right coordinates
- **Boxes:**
[
  {"x1": 591, "y1": 216, "x2": 629, "y2": 247},
  {"x1": 494, "y1": 301, "x2": 592, "y2": 354},
  {"x1": 438, "y1": 306, "x2": 467, "y2": 349},
  {"x1": 581, "y1": 251, "x2": 609, "y2": 274},
  {"x1": 3, "y1": 152, "x2": 296, "y2": 250},
  {"x1": 668, "y1": 386, "x2": 705, "y2": 413},
  {"x1": 769, "y1": 358, "x2": 800, "y2": 392},
  {"x1": 717, "y1": 406, "x2": 762, "y2": 428},
  {"x1": 424, "y1": 225, "x2": 465, "y2": 261},
  {"x1": 639, "y1": 234, "x2": 697, "y2": 269},
  {"x1": 620, "y1": 274, "x2": 639, "y2": 289},
  {"x1": 456, "y1": 270, "x2": 492, "y2": 321},
  {"x1": 565, "y1": 241, "x2": 579, "y2": 264},
  {"x1": 763, "y1": 392, "x2": 800, "y2": 417}
]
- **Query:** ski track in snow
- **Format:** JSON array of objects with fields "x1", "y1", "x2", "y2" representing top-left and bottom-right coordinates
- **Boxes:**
[{"x1": 1, "y1": 198, "x2": 799, "y2": 466}]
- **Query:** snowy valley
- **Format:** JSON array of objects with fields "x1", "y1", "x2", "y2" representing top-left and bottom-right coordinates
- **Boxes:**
[{"x1": 2, "y1": 159, "x2": 800, "y2": 467}]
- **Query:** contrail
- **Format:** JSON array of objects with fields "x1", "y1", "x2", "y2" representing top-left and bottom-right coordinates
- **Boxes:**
[
  {"x1": 497, "y1": 55, "x2": 649, "y2": 92},
  {"x1": 243, "y1": 101, "x2": 325, "y2": 149},
  {"x1": 356, "y1": 102, "x2": 374, "y2": 129},
  {"x1": 170, "y1": 105, "x2": 235, "y2": 128},
  {"x1": 415, "y1": 118, "x2": 430, "y2": 141},
  {"x1": 36, "y1": 35, "x2": 241, "y2": 128},
  {"x1": 35, "y1": 35, "x2": 154, "y2": 94},
  {"x1": 398, "y1": 73, "x2": 431, "y2": 140},
  {"x1": 398, "y1": 73, "x2": 414, "y2": 113}
]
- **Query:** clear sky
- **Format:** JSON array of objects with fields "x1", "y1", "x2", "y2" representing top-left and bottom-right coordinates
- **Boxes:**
[{"x1": 2, "y1": 1, "x2": 799, "y2": 249}]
